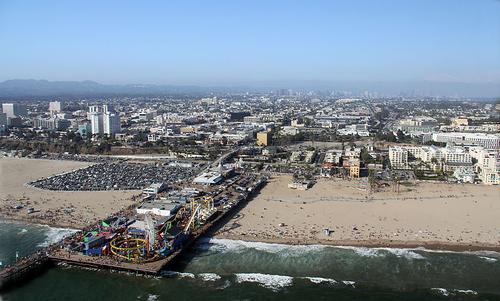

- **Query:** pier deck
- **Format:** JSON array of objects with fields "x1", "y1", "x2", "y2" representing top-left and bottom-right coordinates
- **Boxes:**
[{"x1": 48, "y1": 251, "x2": 173, "y2": 274}]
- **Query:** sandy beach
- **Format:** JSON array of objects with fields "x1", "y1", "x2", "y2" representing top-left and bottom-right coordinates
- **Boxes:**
[
  {"x1": 0, "y1": 157, "x2": 140, "y2": 229},
  {"x1": 216, "y1": 175, "x2": 500, "y2": 251}
]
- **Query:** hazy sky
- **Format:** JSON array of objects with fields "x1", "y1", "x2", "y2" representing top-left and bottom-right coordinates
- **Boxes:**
[{"x1": 0, "y1": 0, "x2": 499, "y2": 85}]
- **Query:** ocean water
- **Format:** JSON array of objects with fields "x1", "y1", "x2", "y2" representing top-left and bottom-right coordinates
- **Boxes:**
[{"x1": 1, "y1": 219, "x2": 500, "y2": 301}]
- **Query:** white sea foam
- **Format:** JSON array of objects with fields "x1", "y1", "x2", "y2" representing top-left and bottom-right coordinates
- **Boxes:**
[
  {"x1": 479, "y1": 256, "x2": 498, "y2": 262},
  {"x1": 303, "y1": 277, "x2": 337, "y2": 285},
  {"x1": 378, "y1": 248, "x2": 425, "y2": 259},
  {"x1": 342, "y1": 280, "x2": 356, "y2": 287},
  {"x1": 177, "y1": 272, "x2": 196, "y2": 279},
  {"x1": 454, "y1": 289, "x2": 478, "y2": 295},
  {"x1": 432, "y1": 288, "x2": 479, "y2": 296},
  {"x1": 147, "y1": 294, "x2": 159, "y2": 301},
  {"x1": 235, "y1": 273, "x2": 293, "y2": 291},
  {"x1": 431, "y1": 288, "x2": 450, "y2": 296},
  {"x1": 18, "y1": 228, "x2": 28, "y2": 235},
  {"x1": 212, "y1": 238, "x2": 426, "y2": 260},
  {"x1": 415, "y1": 248, "x2": 500, "y2": 259},
  {"x1": 198, "y1": 273, "x2": 222, "y2": 281},
  {"x1": 37, "y1": 227, "x2": 77, "y2": 247},
  {"x1": 335, "y1": 246, "x2": 425, "y2": 259},
  {"x1": 203, "y1": 238, "x2": 325, "y2": 256},
  {"x1": 160, "y1": 271, "x2": 195, "y2": 279},
  {"x1": 335, "y1": 246, "x2": 381, "y2": 257},
  {"x1": 205, "y1": 238, "x2": 500, "y2": 263}
]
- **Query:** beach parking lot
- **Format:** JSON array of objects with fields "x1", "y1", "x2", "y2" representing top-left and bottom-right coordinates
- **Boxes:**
[
  {"x1": 0, "y1": 158, "x2": 139, "y2": 228},
  {"x1": 216, "y1": 175, "x2": 500, "y2": 250}
]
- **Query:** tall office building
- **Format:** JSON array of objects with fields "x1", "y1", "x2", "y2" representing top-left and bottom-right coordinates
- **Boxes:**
[
  {"x1": 88, "y1": 105, "x2": 102, "y2": 114},
  {"x1": 103, "y1": 112, "x2": 121, "y2": 135},
  {"x1": 90, "y1": 112, "x2": 104, "y2": 135},
  {"x1": 103, "y1": 104, "x2": 114, "y2": 113},
  {"x1": 0, "y1": 112, "x2": 7, "y2": 126},
  {"x1": 89, "y1": 104, "x2": 121, "y2": 136},
  {"x1": 49, "y1": 101, "x2": 63, "y2": 114},
  {"x1": 2, "y1": 103, "x2": 27, "y2": 118}
]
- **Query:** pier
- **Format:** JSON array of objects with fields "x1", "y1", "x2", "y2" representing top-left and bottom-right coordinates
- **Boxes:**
[
  {"x1": 0, "y1": 170, "x2": 267, "y2": 291},
  {"x1": 0, "y1": 250, "x2": 50, "y2": 289}
]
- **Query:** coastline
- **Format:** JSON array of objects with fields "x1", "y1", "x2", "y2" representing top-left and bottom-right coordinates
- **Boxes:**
[
  {"x1": 214, "y1": 233, "x2": 500, "y2": 253},
  {"x1": 2, "y1": 158, "x2": 499, "y2": 254},
  {"x1": 0, "y1": 213, "x2": 84, "y2": 230},
  {"x1": 2, "y1": 213, "x2": 499, "y2": 254},
  {"x1": 218, "y1": 175, "x2": 500, "y2": 249}
]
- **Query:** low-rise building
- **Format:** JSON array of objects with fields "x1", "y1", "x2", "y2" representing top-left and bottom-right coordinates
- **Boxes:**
[
  {"x1": 136, "y1": 200, "x2": 180, "y2": 217},
  {"x1": 142, "y1": 183, "x2": 167, "y2": 196},
  {"x1": 431, "y1": 132, "x2": 500, "y2": 150},
  {"x1": 33, "y1": 116, "x2": 71, "y2": 131},
  {"x1": 193, "y1": 172, "x2": 223, "y2": 185}
]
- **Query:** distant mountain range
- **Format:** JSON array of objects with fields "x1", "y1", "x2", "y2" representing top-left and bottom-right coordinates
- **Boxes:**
[
  {"x1": 0, "y1": 79, "x2": 498, "y2": 98},
  {"x1": 0, "y1": 79, "x2": 231, "y2": 97}
]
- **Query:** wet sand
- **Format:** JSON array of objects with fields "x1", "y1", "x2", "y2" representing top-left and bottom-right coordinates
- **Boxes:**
[
  {"x1": 0, "y1": 157, "x2": 140, "y2": 229},
  {"x1": 216, "y1": 175, "x2": 500, "y2": 251}
]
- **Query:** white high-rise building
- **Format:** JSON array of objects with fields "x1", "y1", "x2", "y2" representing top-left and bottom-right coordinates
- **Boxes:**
[
  {"x1": 103, "y1": 104, "x2": 114, "y2": 113},
  {"x1": 88, "y1": 105, "x2": 102, "y2": 114},
  {"x1": 90, "y1": 113, "x2": 104, "y2": 135},
  {"x1": 2, "y1": 103, "x2": 27, "y2": 118},
  {"x1": 389, "y1": 146, "x2": 409, "y2": 169},
  {"x1": 103, "y1": 112, "x2": 121, "y2": 135},
  {"x1": 48, "y1": 101, "x2": 63, "y2": 114},
  {"x1": 88, "y1": 104, "x2": 120, "y2": 136}
]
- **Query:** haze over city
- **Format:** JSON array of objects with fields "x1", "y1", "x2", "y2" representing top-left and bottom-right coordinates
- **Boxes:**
[{"x1": 0, "y1": 0, "x2": 499, "y2": 97}]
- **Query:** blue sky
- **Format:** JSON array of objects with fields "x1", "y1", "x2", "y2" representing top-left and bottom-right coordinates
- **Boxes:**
[{"x1": 0, "y1": 0, "x2": 499, "y2": 85}]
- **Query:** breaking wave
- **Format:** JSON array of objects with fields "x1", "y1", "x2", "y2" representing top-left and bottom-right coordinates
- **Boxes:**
[
  {"x1": 479, "y1": 256, "x2": 498, "y2": 263},
  {"x1": 431, "y1": 288, "x2": 450, "y2": 296},
  {"x1": 303, "y1": 277, "x2": 337, "y2": 285},
  {"x1": 334, "y1": 246, "x2": 425, "y2": 259},
  {"x1": 147, "y1": 294, "x2": 159, "y2": 301},
  {"x1": 160, "y1": 271, "x2": 195, "y2": 279},
  {"x1": 204, "y1": 238, "x2": 430, "y2": 260},
  {"x1": 205, "y1": 238, "x2": 500, "y2": 263},
  {"x1": 199, "y1": 238, "x2": 325, "y2": 256},
  {"x1": 235, "y1": 273, "x2": 293, "y2": 291},
  {"x1": 455, "y1": 289, "x2": 478, "y2": 295},
  {"x1": 342, "y1": 280, "x2": 356, "y2": 287},
  {"x1": 37, "y1": 226, "x2": 77, "y2": 247},
  {"x1": 379, "y1": 248, "x2": 425, "y2": 259},
  {"x1": 432, "y1": 288, "x2": 478, "y2": 296},
  {"x1": 198, "y1": 273, "x2": 222, "y2": 281}
]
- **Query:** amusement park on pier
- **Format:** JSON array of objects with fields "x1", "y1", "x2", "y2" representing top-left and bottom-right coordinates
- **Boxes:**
[{"x1": 0, "y1": 153, "x2": 268, "y2": 287}]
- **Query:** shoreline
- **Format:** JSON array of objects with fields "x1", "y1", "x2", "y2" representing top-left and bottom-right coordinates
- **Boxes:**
[
  {"x1": 214, "y1": 233, "x2": 500, "y2": 253},
  {"x1": 2, "y1": 214, "x2": 499, "y2": 254},
  {"x1": 0, "y1": 213, "x2": 83, "y2": 230}
]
